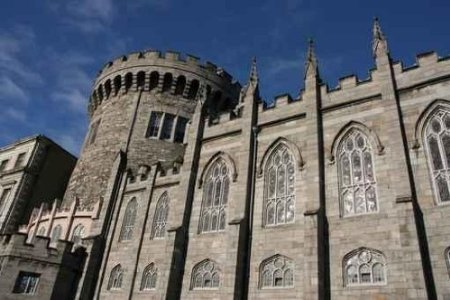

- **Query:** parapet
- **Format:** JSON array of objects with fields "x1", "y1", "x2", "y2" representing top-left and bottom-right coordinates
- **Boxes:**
[
  {"x1": 88, "y1": 50, "x2": 242, "y2": 117},
  {"x1": 0, "y1": 233, "x2": 85, "y2": 260}
]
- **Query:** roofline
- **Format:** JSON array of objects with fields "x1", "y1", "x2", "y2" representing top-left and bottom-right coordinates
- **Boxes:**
[{"x1": 0, "y1": 134, "x2": 78, "y2": 160}]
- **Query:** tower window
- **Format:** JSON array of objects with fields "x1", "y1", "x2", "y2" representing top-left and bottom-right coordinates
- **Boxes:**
[
  {"x1": 174, "y1": 117, "x2": 188, "y2": 143},
  {"x1": 160, "y1": 113, "x2": 175, "y2": 140},
  {"x1": 88, "y1": 119, "x2": 101, "y2": 145},
  {"x1": 13, "y1": 271, "x2": 40, "y2": 295},
  {"x1": 14, "y1": 153, "x2": 26, "y2": 168},
  {"x1": 0, "y1": 160, "x2": 9, "y2": 172},
  {"x1": 146, "y1": 112, "x2": 163, "y2": 138},
  {"x1": 0, "y1": 188, "x2": 11, "y2": 213}
]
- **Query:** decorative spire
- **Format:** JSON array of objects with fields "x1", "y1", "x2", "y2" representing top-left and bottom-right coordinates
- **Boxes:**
[
  {"x1": 305, "y1": 38, "x2": 318, "y2": 78},
  {"x1": 249, "y1": 56, "x2": 259, "y2": 86},
  {"x1": 372, "y1": 17, "x2": 389, "y2": 58}
]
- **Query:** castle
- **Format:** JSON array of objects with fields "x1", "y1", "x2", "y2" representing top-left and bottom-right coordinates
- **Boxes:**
[{"x1": 0, "y1": 19, "x2": 450, "y2": 299}]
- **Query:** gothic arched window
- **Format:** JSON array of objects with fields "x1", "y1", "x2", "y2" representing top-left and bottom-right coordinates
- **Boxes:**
[
  {"x1": 50, "y1": 225, "x2": 62, "y2": 244},
  {"x1": 120, "y1": 198, "x2": 137, "y2": 241},
  {"x1": 71, "y1": 224, "x2": 85, "y2": 246},
  {"x1": 37, "y1": 227, "x2": 46, "y2": 236},
  {"x1": 151, "y1": 193, "x2": 169, "y2": 239},
  {"x1": 260, "y1": 254, "x2": 294, "y2": 288},
  {"x1": 338, "y1": 130, "x2": 378, "y2": 216},
  {"x1": 424, "y1": 109, "x2": 450, "y2": 203},
  {"x1": 108, "y1": 264, "x2": 124, "y2": 290},
  {"x1": 199, "y1": 158, "x2": 229, "y2": 233},
  {"x1": 191, "y1": 259, "x2": 221, "y2": 289},
  {"x1": 264, "y1": 144, "x2": 295, "y2": 226},
  {"x1": 343, "y1": 248, "x2": 386, "y2": 286},
  {"x1": 140, "y1": 263, "x2": 157, "y2": 290}
]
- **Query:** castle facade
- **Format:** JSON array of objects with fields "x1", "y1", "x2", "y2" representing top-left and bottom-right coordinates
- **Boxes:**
[{"x1": 0, "y1": 19, "x2": 450, "y2": 299}]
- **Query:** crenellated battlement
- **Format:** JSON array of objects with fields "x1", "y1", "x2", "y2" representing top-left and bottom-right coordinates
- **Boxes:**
[
  {"x1": 97, "y1": 50, "x2": 233, "y2": 77},
  {"x1": 0, "y1": 233, "x2": 85, "y2": 256},
  {"x1": 88, "y1": 50, "x2": 241, "y2": 117},
  {"x1": 392, "y1": 51, "x2": 450, "y2": 92}
]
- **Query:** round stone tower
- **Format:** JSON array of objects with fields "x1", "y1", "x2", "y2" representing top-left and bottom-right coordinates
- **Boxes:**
[{"x1": 63, "y1": 50, "x2": 241, "y2": 206}]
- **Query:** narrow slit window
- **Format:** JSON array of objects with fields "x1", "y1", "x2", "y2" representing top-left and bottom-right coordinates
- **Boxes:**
[
  {"x1": 160, "y1": 114, "x2": 175, "y2": 140},
  {"x1": 14, "y1": 153, "x2": 26, "y2": 168},
  {"x1": 146, "y1": 112, "x2": 163, "y2": 138},
  {"x1": 88, "y1": 119, "x2": 101, "y2": 145},
  {"x1": 174, "y1": 117, "x2": 188, "y2": 143},
  {"x1": 0, "y1": 187, "x2": 11, "y2": 213},
  {"x1": 13, "y1": 271, "x2": 40, "y2": 295}
]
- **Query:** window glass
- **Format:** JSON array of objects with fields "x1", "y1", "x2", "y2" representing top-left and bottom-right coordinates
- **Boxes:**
[
  {"x1": 264, "y1": 144, "x2": 296, "y2": 226},
  {"x1": 174, "y1": 117, "x2": 188, "y2": 143},
  {"x1": 13, "y1": 272, "x2": 40, "y2": 294},
  {"x1": 339, "y1": 131, "x2": 378, "y2": 216},
  {"x1": 259, "y1": 255, "x2": 294, "y2": 288},
  {"x1": 160, "y1": 114, "x2": 175, "y2": 140},
  {"x1": 425, "y1": 110, "x2": 450, "y2": 203},
  {"x1": 146, "y1": 112, "x2": 163, "y2": 138}
]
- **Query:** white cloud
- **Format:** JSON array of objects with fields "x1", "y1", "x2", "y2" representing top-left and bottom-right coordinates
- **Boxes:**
[
  {"x1": 2, "y1": 107, "x2": 27, "y2": 123},
  {"x1": 47, "y1": 51, "x2": 93, "y2": 114},
  {"x1": 0, "y1": 76, "x2": 28, "y2": 102},
  {"x1": 51, "y1": 90, "x2": 88, "y2": 113},
  {"x1": 0, "y1": 27, "x2": 43, "y2": 84},
  {"x1": 47, "y1": 0, "x2": 115, "y2": 33},
  {"x1": 265, "y1": 53, "x2": 304, "y2": 76},
  {"x1": 55, "y1": 133, "x2": 82, "y2": 156}
]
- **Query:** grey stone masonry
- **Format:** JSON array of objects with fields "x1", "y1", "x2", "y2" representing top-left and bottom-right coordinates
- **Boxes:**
[{"x1": 5, "y1": 19, "x2": 450, "y2": 300}]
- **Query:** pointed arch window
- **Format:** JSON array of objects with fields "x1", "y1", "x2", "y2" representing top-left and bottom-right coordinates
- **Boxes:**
[
  {"x1": 445, "y1": 247, "x2": 450, "y2": 278},
  {"x1": 120, "y1": 198, "x2": 137, "y2": 241},
  {"x1": 264, "y1": 144, "x2": 296, "y2": 226},
  {"x1": 50, "y1": 225, "x2": 62, "y2": 244},
  {"x1": 37, "y1": 227, "x2": 46, "y2": 236},
  {"x1": 199, "y1": 158, "x2": 229, "y2": 233},
  {"x1": 108, "y1": 264, "x2": 124, "y2": 290},
  {"x1": 191, "y1": 259, "x2": 221, "y2": 290},
  {"x1": 343, "y1": 248, "x2": 386, "y2": 286},
  {"x1": 259, "y1": 255, "x2": 294, "y2": 288},
  {"x1": 424, "y1": 109, "x2": 450, "y2": 203},
  {"x1": 71, "y1": 224, "x2": 85, "y2": 246},
  {"x1": 140, "y1": 263, "x2": 157, "y2": 290},
  {"x1": 338, "y1": 130, "x2": 378, "y2": 216},
  {"x1": 151, "y1": 193, "x2": 169, "y2": 239}
]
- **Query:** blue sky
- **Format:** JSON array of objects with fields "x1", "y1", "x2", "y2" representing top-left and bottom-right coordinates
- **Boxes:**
[{"x1": 1, "y1": 0, "x2": 450, "y2": 155}]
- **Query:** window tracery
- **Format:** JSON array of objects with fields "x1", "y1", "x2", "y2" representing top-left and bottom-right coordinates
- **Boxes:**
[
  {"x1": 343, "y1": 248, "x2": 386, "y2": 286},
  {"x1": 50, "y1": 225, "x2": 62, "y2": 244},
  {"x1": 338, "y1": 130, "x2": 378, "y2": 216},
  {"x1": 140, "y1": 263, "x2": 157, "y2": 290},
  {"x1": 424, "y1": 109, "x2": 450, "y2": 203},
  {"x1": 151, "y1": 193, "x2": 169, "y2": 239},
  {"x1": 199, "y1": 158, "x2": 229, "y2": 233},
  {"x1": 108, "y1": 264, "x2": 124, "y2": 290},
  {"x1": 191, "y1": 260, "x2": 221, "y2": 289},
  {"x1": 260, "y1": 255, "x2": 294, "y2": 288},
  {"x1": 120, "y1": 198, "x2": 137, "y2": 241},
  {"x1": 264, "y1": 144, "x2": 295, "y2": 226},
  {"x1": 71, "y1": 224, "x2": 85, "y2": 246}
]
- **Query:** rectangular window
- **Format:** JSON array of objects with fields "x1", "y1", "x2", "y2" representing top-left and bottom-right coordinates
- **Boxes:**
[
  {"x1": 14, "y1": 153, "x2": 26, "y2": 168},
  {"x1": 160, "y1": 113, "x2": 175, "y2": 140},
  {"x1": 0, "y1": 188, "x2": 11, "y2": 213},
  {"x1": 13, "y1": 271, "x2": 40, "y2": 294},
  {"x1": 146, "y1": 112, "x2": 163, "y2": 138},
  {"x1": 88, "y1": 119, "x2": 101, "y2": 145},
  {"x1": 174, "y1": 117, "x2": 188, "y2": 143},
  {"x1": 0, "y1": 160, "x2": 9, "y2": 172}
]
